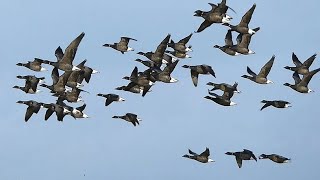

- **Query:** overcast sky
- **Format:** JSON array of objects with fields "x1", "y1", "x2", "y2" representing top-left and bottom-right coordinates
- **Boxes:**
[{"x1": 0, "y1": 0, "x2": 319, "y2": 179}]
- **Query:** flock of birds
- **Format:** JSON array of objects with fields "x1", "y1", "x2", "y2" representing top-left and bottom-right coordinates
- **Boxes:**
[{"x1": 14, "y1": 0, "x2": 319, "y2": 168}]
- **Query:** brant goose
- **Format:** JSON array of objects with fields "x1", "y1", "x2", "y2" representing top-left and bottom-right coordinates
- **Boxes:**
[
  {"x1": 260, "y1": 100, "x2": 291, "y2": 111},
  {"x1": 55, "y1": 88, "x2": 87, "y2": 103},
  {"x1": 16, "y1": 58, "x2": 47, "y2": 72},
  {"x1": 230, "y1": 33, "x2": 256, "y2": 55},
  {"x1": 40, "y1": 68, "x2": 72, "y2": 94},
  {"x1": 152, "y1": 60, "x2": 179, "y2": 83},
  {"x1": 223, "y1": 4, "x2": 260, "y2": 35},
  {"x1": 97, "y1": 93, "x2": 125, "y2": 107},
  {"x1": 207, "y1": 81, "x2": 240, "y2": 93},
  {"x1": 13, "y1": 85, "x2": 41, "y2": 94},
  {"x1": 103, "y1": 37, "x2": 137, "y2": 54},
  {"x1": 259, "y1": 154, "x2": 291, "y2": 163},
  {"x1": 204, "y1": 90, "x2": 236, "y2": 106},
  {"x1": 123, "y1": 67, "x2": 154, "y2": 97},
  {"x1": 284, "y1": 53, "x2": 317, "y2": 75},
  {"x1": 112, "y1": 113, "x2": 141, "y2": 126},
  {"x1": 56, "y1": 100, "x2": 89, "y2": 119},
  {"x1": 284, "y1": 68, "x2": 320, "y2": 93},
  {"x1": 183, "y1": 147, "x2": 214, "y2": 163},
  {"x1": 14, "y1": 75, "x2": 45, "y2": 94},
  {"x1": 115, "y1": 83, "x2": 151, "y2": 94},
  {"x1": 241, "y1": 55, "x2": 275, "y2": 84},
  {"x1": 225, "y1": 149, "x2": 257, "y2": 168},
  {"x1": 214, "y1": 30, "x2": 240, "y2": 56},
  {"x1": 41, "y1": 103, "x2": 70, "y2": 121},
  {"x1": 194, "y1": 0, "x2": 232, "y2": 33},
  {"x1": 43, "y1": 32, "x2": 84, "y2": 72},
  {"x1": 65, "y1": 60, "x2": 88, "y2": 88},
  {"x1": 137, "y1": 34, "x2": 171, "y2": 65},
  {"x1": 168, "y1": 33, "x2": 193, "y2": 53},
  {"x1": 182, "y1": 64, "x2": 216, "y2": 87},
  {"x1": 16, "y1": 100, "x2": 42, "y2": 122}
]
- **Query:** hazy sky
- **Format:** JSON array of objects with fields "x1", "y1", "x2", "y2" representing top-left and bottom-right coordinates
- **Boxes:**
[{"x1": 1, "y1": 0, "x2": 319, "y2": 179}]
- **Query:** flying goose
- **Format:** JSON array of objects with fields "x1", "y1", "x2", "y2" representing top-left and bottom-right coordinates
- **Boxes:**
[
  {"x1": 16, "y1": 100, "x2": 43, "y2": 122},
  {"x1": 230, "y1": 33, "x2": 256, "y2": 55},
  {"x1": 43, "y1": 32, "x2": 85, "y2": 72},
  {"x1": 56, "y1": 100, "x2": 89, "y2": 119},
  {"x1": 65, "y1": 60, "x2": 87, "y2": 89},
  {"x1": 115, "y1": 83, "x2": 151, "y2": 94},
  {"x1": 194, "y1": 0, "x2": 232, "y2": 33},
  {"x1": 259, "y1": 154, "x2": 291, "y2": 163},
  {"x1": 41, "y1": 103, "x2": 70, "y2": 121},
  {"x1": 182, "y1": 147, "x2": 214, "y2": 163},
  {"x1": 55, "y1": 88, "x2": 87, "y2": 103},
  {"x1": 223, "y1": 4, "x2": 260, "y2": 35},
  {"x1": 112, "y1": 113, "x2": 141, "y2": 126},
  {"x1": 97, "y1": 93, "x2": 125, "y2": 107},
  {"x1": 225, "y1": 149, "x2": 257, "y2": 168},
  {"x1": 16, "y1": 58, "x2": 47, "y2": 72},
  {"x1": 14, "y1": 75, "x2": 45, "y2": 94},
  {"x1": 284, "y1": 68, "x2": 320, "y2": 93},
  {"x1": 103, "y1": 37, "x2": 137, "y2": 54},
  {"x1": 241, "y1": 55, "x2": 275, "y2": 84},
  {"x1": 204, "y1": 90, "x2": 236, "y2": 106},
  {"x1": 137, "y1": 34, "x2": 171, "y2": 65},
  {"x1": 182, "y1": 64, "x2": 216, "y2": 87},
  {"x1": 40, "y1": 67, "x2": 71, "y2": 94},
  {"x1": 123, "y1": 67, "x2": 154, "y2": 97},
  {"x1": 284, "y1": 53, "x2": 317, "y2": 75},
  {"x1": 207, "y1": 81, "x2": 240, "y2": 93},
  {"x1": 214, "y1": 30, "x2": 240, "y2": 56},
  {"x1": 134, "y1": 59, "x2": 162, "y2": 72},
  {"x1": 152, "y1": 60, "x2": 179, "y2": 83},
  {"x1": 260, "y1": 100, "x2": 291, "y2": 111},
  {"x1": 168, "y1": 33, "x2": 193, "y2": 53}
]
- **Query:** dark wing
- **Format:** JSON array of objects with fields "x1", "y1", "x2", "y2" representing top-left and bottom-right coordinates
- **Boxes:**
[
  {"x1": 191, "y1": 70, "x2": 199, "y2": 87},
  {"x1": 258, "y1": 55, "x2": 275, "y2": 77},
  {"x1": 196, "y1": 20, "x2": 213, "y2": 33},
  {"x1": 163, "y1": 60, "x2": 179, "y2": 75},
  {"x1": 45, "y1": 108, "x2": 54, "y2": 120},
  {"x1": 178, "y1": 33, "x2": 193, "y2": 44},
  {"x1": 238, "y1": 34, "x2": 251, "y2": 48},
  {"x1": 225, "y1": 30, "x2": 233, "y2": 46},
  {"x1": 188, "y1": 149, "x2": 198, "y2": 156},
  {"x1": 203, "y1": 65, "x2": 216, "y2": 77},
  {"x1": 239, "y1": 4, "x2": 256, "y2": 27},
  {"x1": 199, "y1": 147, "x2": 210, "y2": 158},
  {"x1": 142, "y1": 85, "x2": 152, "y2": 97},
  {"x1": 292, "y1": 52, "x2": 302, "y2": 67},
  {"x1": 260, "y1": 102, "x2": 272, "y2": 111},
  {"x1": 60, "y1": 32, "x2": 85, "y2": 65},
  {"x1": 154, "y1": 34, "x2": 170, "y2": 57},
  {"x1": 300, "y1": 68, "x2": 320, "y2": 86},
  {"x1": 25, "y1": 107, "x2": 34, "y2": 122},
  {"x1": 76, "y1": 104, "x2": 86, "y2": 112},
  {"x1": 303, "y1": 53, "x2": 317, "y2": 68},
  {"x1": 55, "y1": 46, "x2": 64, "y2": 62},
  {"x1": 292, "y1": 72, "x2": 301, "y2": 85},
  {"x1": 105, "y1": 98, "x2": 114, "y2": 107},
  {"x1": 246, "y1": 66, "x2": 257, "y2": 76},
  {"x1": 236, "y1": 156, "x2": 243, "y2": 168},
  {"x1": 51, "y1": 67, "x2": 59, "y2": 85}
]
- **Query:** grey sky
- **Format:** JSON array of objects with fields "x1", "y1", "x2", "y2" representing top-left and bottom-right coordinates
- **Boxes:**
[{"x1": 0, "y1": 0, "x2": 319, "y2": 179}]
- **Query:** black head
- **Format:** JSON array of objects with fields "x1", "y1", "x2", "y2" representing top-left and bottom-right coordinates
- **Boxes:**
[
  {"x1": 284, "y1": 66, "x2": 292, "y2": 70},
  {"x1": 137, "y1": 52, "x2": 145, "y2": 55},
  {"x1": 259, "y1": 154, "x2": 268, "y2": 159},
  {"x1": 283, "y1": 83, "x2": 291, "y2": 87},
  {"x1": 225, "y1": 152, "x2": 233, "y2": 155},
  {"x1": 241, "y1": 75, "x2": 250, "y2": 79}
]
